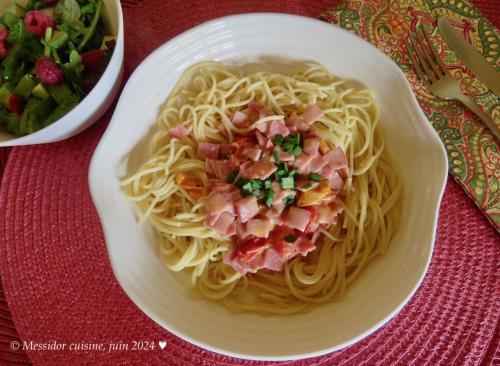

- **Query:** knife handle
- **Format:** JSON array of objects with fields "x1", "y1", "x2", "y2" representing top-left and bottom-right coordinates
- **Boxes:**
[{"x1": 455, "y1": 93, "x2": 500, "y2": 140}]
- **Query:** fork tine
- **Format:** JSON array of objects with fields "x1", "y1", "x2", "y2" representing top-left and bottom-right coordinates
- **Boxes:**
[
  {"x1": 415, "y1": 26, "x2": 443, "y2": 78},
  {"x1": 409, "y1": 33, "x2": 437, "y2": 84},
  {"x1": 405, "y1": 37, "x2": 432, "y2": 89},
  {"x1": 419, "y1": 26, "x2": 446, "y2": 76}
]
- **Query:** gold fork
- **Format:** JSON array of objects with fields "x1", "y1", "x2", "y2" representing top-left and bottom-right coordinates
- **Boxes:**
[{"x1": 405, "y1": 27, "x2": 500, "y2": 140}]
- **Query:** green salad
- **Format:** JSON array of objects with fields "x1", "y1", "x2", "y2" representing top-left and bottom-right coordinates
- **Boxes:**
[{"x1": 0, "y1": 0, "x2": 114, "y2": 136}]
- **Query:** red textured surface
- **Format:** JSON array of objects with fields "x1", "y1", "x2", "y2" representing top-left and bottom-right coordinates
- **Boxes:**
[{"x1": 0, "y1": 0, "x2": 498, "y2": 365}]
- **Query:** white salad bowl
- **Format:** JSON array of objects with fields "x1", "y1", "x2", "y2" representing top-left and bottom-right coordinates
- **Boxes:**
[
  {"x1": 0, "y1": 0, "x2": 123, "y2": 146},
  {"x1": 89, "y1": 14, "x2": 448, "y2": 361}
]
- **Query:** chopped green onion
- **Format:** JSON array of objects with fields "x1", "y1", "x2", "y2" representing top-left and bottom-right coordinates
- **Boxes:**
[
  {"x1": 259, "y1": 150, "x2": 265, "y2": 160},
  {"x1": 302, "y1": 183, "x2": 313, "y2": 190},
  {"x1": 308, "y1": 173, "x2": 322, "y2": 182},
  {"x1": 282, "y1": 142, "x2": 293, "y2": 154},
  {"x1": 273, "y1": 134, "x2": 284, "y2": 146},
  {"x1": 286, "y1": 134, "x2": 300, "y2": 145},
  {"x1": 264, "y1": 189, "x2": 276, "y2": 207},
  {"x1": 288, "y1": 169, "x2": 299, "y2": 177},
  {"x1": 282, "y1": 192, "x2": 296, "y2": 205},
  {"x1": 283, "y1": 163, "x2": 289, "y2": 173},
  {"x1": 226, "y1": 170, "x2": 238, "y2": 183},
  {"x1": 284, "y1": 234, "x2": 297, "y2": 243},
  {"x1": 264, "y1": 179, "x2": 272, "y2": 189},
  {"x1": 281, "y1": 177, "x2": 295, "y2": 189},
  {"x1": 273, "y1": 150, "x2": 281, "y2": 163},
  {"x1": 292, "y1": 146, "x2": 302, "y2": 156}
]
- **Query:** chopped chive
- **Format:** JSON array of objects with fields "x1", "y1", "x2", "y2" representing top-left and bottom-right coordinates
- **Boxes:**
[
  {"x1": 226, "y1": 170, "x2": 238, "y2": 183},
  {"x1": 273, "y1": 150, "x2": 281, "y2": 163},
  {"x1": 292, "y1": 145, "x2": 302, "y2": 156},
  {"x1": 284, "y1": 234, "x2": 297, "y2": 243},
  {"x1": 281, "y1": 177, "x2": 295, "y2": 189},
  {"x1": 282, "y1": 192, "x2": 296, "y2": 205},
  {"x1": 285, "y1": 134, "x2": 300, "y2": 145},
  {"x1": 282, "y1": 142, "x2": 293, "y2": 154},
  {"x1": 273, "y1": 134, "x2": 284, "y2": 146},
  {"x1": 264, "y1": 189, "x2": 275, "y2": 207},
  {"x1": 302, "y1": 183, "x2": 313, "y2": 190},
  {"x1": 308, "y1": 172, "x2": 322, "y2": 182}
]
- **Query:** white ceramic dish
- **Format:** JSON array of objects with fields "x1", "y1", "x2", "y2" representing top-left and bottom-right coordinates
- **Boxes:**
[
  {"x1": 89, "y1": 14, "x2": 448, "y2": 361},
  {"x1": 0, "y1": 0, "x2": 123, "y2": 146}
]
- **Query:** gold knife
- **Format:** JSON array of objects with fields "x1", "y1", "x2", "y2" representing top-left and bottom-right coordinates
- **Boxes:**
[{"x1": 438, "y1": 17, "x2": 500, "y2": 97}]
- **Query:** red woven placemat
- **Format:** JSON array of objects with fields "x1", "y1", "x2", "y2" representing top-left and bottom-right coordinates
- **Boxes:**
[{"x1": 0, "y1": 0, "x2": 499, "y2": 365}]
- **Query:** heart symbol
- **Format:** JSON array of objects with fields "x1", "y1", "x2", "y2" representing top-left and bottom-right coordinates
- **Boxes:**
[{"x1": 159, "y1": 341, "x2": 167, "y2": 350}]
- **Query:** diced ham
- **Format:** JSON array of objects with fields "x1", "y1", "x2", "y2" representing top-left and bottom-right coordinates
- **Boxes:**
[
  {"x1": 303, "y1": 138, "x2": 320, "y2": 157},
  {"x1": 295, "y1": 236, "x2": 316, "y2": 256},
  {"x1": 168, "y1": 123, "x2": 188, "y2": 138},
  {"x1": 209, "y1": 212, "x2": 235, "y2": 237},
  {"x1": 316, "y1": 204, "x2": 336, "y2": 227},
  {"x1": 264, "y1": 208, "x2": 282, "y2": 225},
  {"x1": 249, "y1": 101, "x2": 265, "y2": 112},
  {"x1": 201, "y1": 192, "x2": 235, "y2": 226},
  {"x1": 246, "y1": 218, "x2": 275, "y2": 238},
  {"x1": 235, "y1": 196, "x2": 260, "y2": 223},
  {"x1": 301, "y1": 105, "x2": 324, "y2": 125},
  {"x1": 243, "y1": 147, "x2": 262, "y2": 161},
  {"x1": 219, "y1": 144, "x2": 235, "y2": 158},
  {"x1": 262, "y1": 248, "x2": 285, "y2": 271},
  {"x1": 269, "y1": 120, "x2": 290, "y2": 138},
  {"x1": 282, "y1": 207, "x2": 311, "y2": 232},
  {"x1": 323, "y1": 148, "x2": 348, "y2": 172},
  {"x1": 292, "y1": 153, "x2": 314, "y2": 173},
  {"x1": 272, "y1": 147, "x2": 294, "y2": 162},
  {"x1": 240, "y1": 160, "x2": 277, "y2": 180},
  {"x1": 208, "y1": 180, "x2": 233, "y2": 193},
  {"x1": 309, "y1": 156, "x2": 328, "y2": 174},
  {"x1": 232, "y1": 111, "x2": 248, "y2": 126},
  {"x1": 257, "y1": 119, "x2": 291, "y2": 139},
  {"x1": 321, "y1": 164, "x2": 345, "y2": 191},
  {"x1": 197, "y1": 142, "x2": 220, "y2": 160},
  {"x1": 285, "y1": 112, "x2": 308, "y2": 132},
  {"x1": 254, "y1": 131, "x2": 273, "y2": 149},
  {"x1": 205, "y1": 159, "x2": 233, "y2": 181}
]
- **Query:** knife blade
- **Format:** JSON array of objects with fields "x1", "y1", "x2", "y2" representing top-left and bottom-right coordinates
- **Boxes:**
[{"x1": 438, "y1": 17, "x2": 500, "y2": 96}]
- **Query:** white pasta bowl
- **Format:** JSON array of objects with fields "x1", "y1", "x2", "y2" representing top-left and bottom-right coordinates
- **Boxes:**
[
  {"x1": 0, "y1": 0, "x2": 123, "y2": 146},
  {"x1": 89, "y1": 14, "x2": 448, "y2": 361}
]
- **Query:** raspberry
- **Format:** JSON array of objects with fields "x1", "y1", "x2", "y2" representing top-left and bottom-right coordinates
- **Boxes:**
[
  {"x1": 0, "y1": 42, "x2": 8, "y2": 60},
  {"x1": 35, "y1": 57, "x2": 64, "y2": 85},
  {"x1": 24, "y1": 11, "x2": 55, "y2": 37},
  {"x1": 7, "y1": 95, "x2": 24, "y2": 116},
  {"x1": 0, "y1": 28, "x2": 8, "y2": 42},
  {"x1": 81, "y1": 50, "x2": 102, "y2": 72}
]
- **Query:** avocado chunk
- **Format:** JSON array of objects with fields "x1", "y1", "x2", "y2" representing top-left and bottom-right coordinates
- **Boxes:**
[
  {"x1": 14, "y1": 74, "x2": 36, "y2": 99},
  {"x1": 32, "y1": 83, "x2": 50, "y2": 99}
]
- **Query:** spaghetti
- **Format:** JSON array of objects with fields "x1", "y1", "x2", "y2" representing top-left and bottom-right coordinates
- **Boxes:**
[{"x1": 122, "y1": 61, "x2": 402, "y2": 315}]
